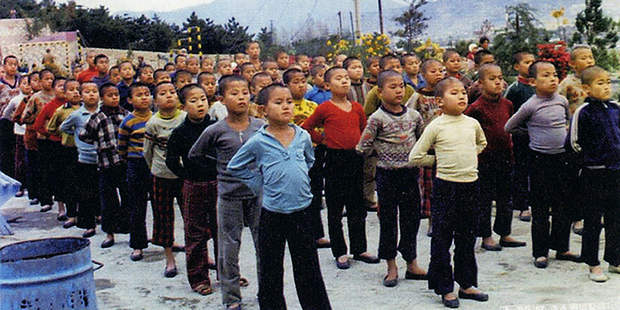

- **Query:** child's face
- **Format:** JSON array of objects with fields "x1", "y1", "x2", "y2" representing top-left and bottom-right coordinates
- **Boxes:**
[
  {"x1": 174, "y1": 74, "x2": 192, "y2": 90},
  {"x1": 251, "y1": 76, "x2": 273, "y2": 96},
  {"x1": 234, "y1": 54, "x2": 247, "y2": 66},
  {"x1": 585, "y1": 72, "x2": 612, "y2": 101},
  {"x1": 334, "y1": 55, "x2": 347, "y2": 67},
  {"x1": 41, "y1": 72, "x2": 54, "y2": 91},
  {"x1": 200, "y1": 75, "x2": 217, "y2": 97},
  {"x1": 85, "y1": 53, "x2": 96, "y2": 68},
  {"x1": 18, "y1": 78, "x2": 32, "y2": 95},
  {"x1": 217, "y1": 61, "x2": 233, "y2": 76},
  {"x1": 297, "y1": 57, "x2": 310, "y2": 71},
  {"x1": 422, "y1": 62, "x2": 445, "y2": 87},
  {"x1": 109, "y1": 68, "x2": 121, "y2": 85},
  {"x1": 246, "y1": 43, "x2": 261, "y2": 60},
  {"x1": 368, "y1": 61, "x2": 380, "y2": 77},
  {"x1": 154, "y1": 73, "x2": 171, "y2": 85},
  {"x1": 201, "y1": 59, "x2": 214, "y2": 73},
  {"x1": 287, "y1": 73, "x2": 307, "y2": 100},
  {"x1": 65, "y1": 81, "x2": 81, "y2": 104},
  {"x1": 378, "y1": 76, "x2": 405, "y2": 106},
  {"x1": 570, "y1": 49, "x2": 595, "y2": 73},
  {"x1": 164, "y1": 64, "x2": 175, "y2": 73},
  {"x1": 129, "y1": 86, "x2": 152, "y2": 111},
  {"x1": 184, "y1": 87, "x2": 208, "y2": 121},
  {"x1": 81, "y1": 83, "x2": 99, "y2": 106},
  {"x1": 313, "y1": 56, "x2": 326, "y2": 66},
  {"x1": 175, "y1": 57, "x2": 187, "y2": 70},
  {"x1": 4, "y1": 58, "x2": 18, "y2": 76},
  {"x1": 101, "y1": 87, "x2": 120, "y2": 107},
  {"x1": 155, "y1": 84, "x2": 179, "y2": 111},
  {"x1": 346, "y1": 60, "x2": 364, "y2": 82},
  {"x1": 264, "y1": 63, "x2": 279, "y2": 81},
  {"x1": 480, "y1": 67, "x2": 504, "y2": 96},
  {"x1": 222, "y1": 81, "x2": 250, "y2": 115},
  {"x1": 96, "y1": 58, "x2": 109, "y2": 75},
  {"x1": 0, "y1": 66, "x2": 4, "y2": 79},
  {"x1": 120, "y1": 63, "x2": 135, "y2": 81},
  {"x1": 241, "y1": 65, "x2": 257, "y2": 82},
  {"x1": 444, "y1": 54, "x2": 461, "y2": 74},
  {"x1": 384, "y1": 59, "x2": 402, "y2": 74},
  {"x1": 533, "y1": 63, "x2": 559, "y2": 96},
  {"x1": 277, "y1": 54, "x2": 289, "y2": 69},
  {"x1": 312, "y1": 69, "x2": 326, "y2": 89},
  {"x1": 479, "y1": 54, "x2": 496, "y2": 67},
  {"x1": 514, "y1": 54, "x2": 535, "y2": 77},
  {"x1": 139, "y1": 67, "x2": 154, "y2": 84},
  {"x1": 403, "y1": 57, "x2": 421, "y2": 76},
  {"x1": 438, "y1": 83, "x2": 468, "y2": 116},
  {"x1": 30, "y1": 74, "x2": 41, "y2": 92},
  {"x1": 53, "y1": 79, "x2": 66, "y2": 99},
  {"x1": 264, "y1": 87, "x2": 294, "y2": 125},
  {"x1": 326, "y1": 68, "x2": 351, "y2": 96},
  {"x1": 187, "y1": 59, "x2": 200, "y2": 75},
  {"x1": 72, "y1": 65, "x2": 83, "y2": 78}
]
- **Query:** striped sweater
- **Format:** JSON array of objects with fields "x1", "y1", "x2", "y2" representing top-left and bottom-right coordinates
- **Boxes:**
[{"x1": 118, "y1": 110, "x2": 152, "y2": 159}]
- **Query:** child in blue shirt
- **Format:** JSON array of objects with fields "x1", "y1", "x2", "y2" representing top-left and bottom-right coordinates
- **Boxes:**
[{"x1": 228, "y1": 84, "x2": 331, "y2": 310}]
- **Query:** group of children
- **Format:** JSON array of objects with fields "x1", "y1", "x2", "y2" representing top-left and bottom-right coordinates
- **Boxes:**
[{"x1": 0, "y1": 40, "x2": 619, "y2": 309}]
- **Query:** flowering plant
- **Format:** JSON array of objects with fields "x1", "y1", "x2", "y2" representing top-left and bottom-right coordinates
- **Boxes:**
[
  {"x1": 537, "y1": 41, "x2": 571, "y2": 80},
  {"x1": 326, "y1": 33, "x2": 391, "y2": 61},
  {"x1": 414, "y1": 38, "x2": 444, "y2": 61}
]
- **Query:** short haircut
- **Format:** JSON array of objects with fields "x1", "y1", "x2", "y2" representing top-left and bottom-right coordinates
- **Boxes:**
[
  {"x1": 99, "y1": 82, "x2": 118, "y2": 96},
  {"x1": 197, "y1": 72, "x2": 215, "y2": 84},
  {"x1": 129, "y1": 81, "x2": 150, "y2": 97},
  {"x1": 178, "y1": 83, "x2": 204, "y2": 104},
  {"x1": 118, "y1": 61, "x2": 134, "y2": 70},
  {"x1": 245, "y1": 41, "x2": 259, "y2": 50},
  {"x1": 580, "y1": 65, "x2": 608, "y2": 86},
  {"x1": 174, "y1": 54, "x2": 187, "y2": 63},
  {"x1": 218, "y1": 75, "x2": 248, "y2": 96},
  {"x1": 39, "y1": 69, "x2": 54, "y2": 79},
  {"x1": 479, "y1": 36, "x2": 489, "y2": 45},
  {"x1": 400, "y1": 53, "x2": 420, "y2": 65},
  {"x1": 217, "y1": 59, "x2": 231, "y2": 68},
  {"x1": 63, "y1": 79, "x2": 79, "y2": 91},
  {"x1": 17, "y1": 74, "x2": 28, "y2": 85},
  {"x1": 256, "y1": 83, "x2": 287, "y2": 106},
  {"x1": 474, "y1": 49, "x2": 493, "y2": 65},
  {"x1": 27, "y1": 71, "x2": 39, "y2": 83},
  {"x1": 570, "y1": 45, "x2": 592, "y2": 61},
  {"x1": 80, "y1": 81, "x2": 98, "y2": 93},
  {"x1": 164, "y1": 63, "x2": 175, "y2": 70},
  {"x1": 261, "y1": 60, "x2": 277, "y2": 70},
  {"x1": 52, "y1": 76, "x2": 67, "y2": 88},
  {"x1": 528, "y1": 61, "x2": 553, "y2": 79},
  {"x1": 109, "y1": 65, "x2": 119, "y2": 72},
  {"x1": 309, "y1": 64, "x2": 326, "y2": 78},
  {"x1": 420, "y1": 59, "x2": 442, "y2": 74},
  {"x1": 173, "y1": 70, "x2": 191, "y2": 84},
  {"x1": 379, "y1": 54, "x2": 399, "y2": 70},
  {"x1": 296, "y1": 54, "x2": 308, "y2": 62},
  {"x1": 513, "y1": 51, "x2": 534, "y2": 65},
  {"x1": 275, "y1": 50, "x2": 288, "y2": 59},
  {"x1": 250, "y1": 72, "x2": 272, "y2": 89},
  {"x1": 154, "y1": 81, "x2": 175, "y2": 98},
  {"x1": 139, "y1": 65, "x2": 154, "y2": 75},
  {"x1": 366, "y1": 56, "x2": 380, "y2": 68},
  {"x1": 377, "y1": 70, "x2": 403, "y2": 89},
  {"x1": 282, "y1": 68, "x2": 304, "y2": 84},
  {"x1": 342, "y1": 56, "x2": 361, "y2": 69},
  {"x1": 442, "y1": 50, "x2": 459, "y2": 62},
  {"x1": 239, "y1": 62, "x2": 255, "y2": 73},
  {"x1": 434, "y1": 77, "x2": 462, "y2": 97},
  {"x1": 477, "y1": 64, "x2": 501, "y2": 80},
  {"x1": 153, "y1": 69, "x2": 169, "y2": 82},
  {"x1": 94, "y1": 54, "x2": 109, "y2": 64},
  {"x1": 3, "y1": 55, "x2": 17, "y2": 65},
  {"x1": 324, "y1": 66, "x2": 346, "y2": 84}
]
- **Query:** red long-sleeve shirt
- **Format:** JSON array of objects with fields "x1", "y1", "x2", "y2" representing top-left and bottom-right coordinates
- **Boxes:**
[
  {"x1": 301, "y1": 100, "x2": 366, "y2": 150},
  {"x1": 33, "y1": 97, "x2": 66, "y2": 141}
]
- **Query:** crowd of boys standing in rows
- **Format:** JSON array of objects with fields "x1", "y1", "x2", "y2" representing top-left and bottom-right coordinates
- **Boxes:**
[{"x1": 0, "y1": 36, "x2": 618, "y2": 309}]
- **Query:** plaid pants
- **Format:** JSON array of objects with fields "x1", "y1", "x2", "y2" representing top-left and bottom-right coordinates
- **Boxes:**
[{"x1": 151, "y1": 176, "x2": 183, "y2": 248}]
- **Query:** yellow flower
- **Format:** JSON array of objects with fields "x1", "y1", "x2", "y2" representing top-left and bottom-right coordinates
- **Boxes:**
[
  {"x1": 367, "y1": 47, "x2": 374, "y2": 53},
  {"x1": 326, "y1": 40, "x2": 332, "y2": 46}
]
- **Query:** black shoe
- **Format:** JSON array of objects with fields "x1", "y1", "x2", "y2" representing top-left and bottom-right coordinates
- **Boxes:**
[
  {"x1": 336, "y1": 258, "x2": 351, "y2": 269},
  {"x1": 499, "y1": 239, "x2": 526, "y2": 248},
  {"x1": 82, "y1": 229, "x2": 96, "y2": 238},
  {"x1": 171, "y1": 245, "x2": 185, "y2": 252},
  {"x1": 534, "y1": 257, "x2": 548, "y2": 269},
  {"x1": 130, "y1": 251, "x2": 143, "y2": 261},
  {"x1": 556, "y1": 252, "x2": 581, "y2": 262},
  {"x1": 29, "y1": 198, "x2": 39, "y2": 205},
  {"x1": 315, "y1": 240, "x2": 331, "y2": 249},
  {"x1": 458, "y1": 290, "x2": 489, "y2": 302},
  {"x1": 62, "y1": 219, "x2": 76, "y2": 229},
  {"x1": 101, "y1": 238, "x2": 115, "y2": 248},
  {"x1": 207, "y1": 262, "x2": 217, "y2": 270},
  {"x1": 57, "y1": 214, "x2": 68, "y2": 221},
  {"x1": 405, "y1": 271, "x2": 428, "y2": 280},
  {"x1": 481, "y1": 243, "x2": 502, "y2": 251},
  {"x1": 164, "y1": 266, "x2": 178, "y2": 278},
  {"x1": 442, "y1": 296, "x2": 460, "y2": 308},
  {"x1": 383, "y1": 275, "x2": 398, "y2": 287}
]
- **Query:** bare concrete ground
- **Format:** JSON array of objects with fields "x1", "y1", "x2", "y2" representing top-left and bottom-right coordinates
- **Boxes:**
[{"x1": 1, "y1": 195, "x2": 619, "y2": 310}]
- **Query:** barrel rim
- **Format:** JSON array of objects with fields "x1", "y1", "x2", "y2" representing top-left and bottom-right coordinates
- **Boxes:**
[{"x1": 0, "y1": 237, "x2": 90, "y2": 263}]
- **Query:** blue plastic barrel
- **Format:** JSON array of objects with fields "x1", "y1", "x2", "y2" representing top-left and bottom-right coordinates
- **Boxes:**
[{"x1": 0, "y1": 237, "x2": 98, "y2": 309}]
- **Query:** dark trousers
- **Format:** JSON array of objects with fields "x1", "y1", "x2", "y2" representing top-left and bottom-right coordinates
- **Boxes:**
[
  {"x1": 428, "y1": 178, "x2": 479, "y2": 295},
  {"x1": 151, "y1": 176, "x2": 182, "y2": 248},
  {"x1": 126, "y1": 158, "x2": 151, "y2": 250},
  {"x1": 0, "y1": 119, "x2": 15, "y2": 178},
  {"x1": 324, "y1": 149, "x2": 367, "y2": 258},
  {"x1": 38, "y1": 139, "x2": 62, "y2": 206},
  {"x1": 76, "y1": 162, "x2": 100, "y2": 230},
  {"x1": 25, "y1": 149, "x2": 39, "y2": 200},
  {"x1": 529, "y1": 151, "x2": 572, "y2": 259},
  {"x1": 59, "y1": 146, "x2": 79, "y2": 217},
  {"x1": 14, "y1": 135, "x2": 26, "y2": 189},
  {"x1": 308, "y1": 144, "x2": 326, "y2": 240},
  {"x1": 478, "y1": 161, "x2": 513, "y2": 238},
  {"x1": 181, "y1": 179, "x2": 218, "y2": 289},
  {"x1": 257, "y1": 207, "x2": 331, "y2": 310},
  {"x1": 100, "y1": 162, "x2": 130, "y2": 234},
  {"x1": 580, "y1": 168, "x2": 620, "y2": 267},
  {"x1": 376, "y1": 167, "x2": 421, "y2": 261},
  {"x1": 511, "y1": 136, "x2": 530, "y2": 211}
]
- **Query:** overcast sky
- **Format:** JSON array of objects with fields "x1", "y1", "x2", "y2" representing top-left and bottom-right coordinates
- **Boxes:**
[{"x1": 57, "y1": 0, "x2": 216, "y2": 13}]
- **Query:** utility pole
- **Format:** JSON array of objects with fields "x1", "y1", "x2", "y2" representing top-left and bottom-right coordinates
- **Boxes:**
[
  {"x1": 378, "y1": 0, "x2": 384, "y2": 34},
  {"x1": 349, "y1": 11, "x2": 355, "y2": 40},
  {"x1": 338, "y1": 11, "x2": 343, "y2": 38},
  {"x1": 353, "y1": 0, "x2": 362, "y2": 41}
]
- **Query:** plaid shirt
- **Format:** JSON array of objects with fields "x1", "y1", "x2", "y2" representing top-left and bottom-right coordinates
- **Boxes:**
[{"x1": 79, "y1": 105, "x2": 128, "y2": 168}]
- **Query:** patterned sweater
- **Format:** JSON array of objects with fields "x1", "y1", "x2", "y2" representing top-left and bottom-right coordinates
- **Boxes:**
[
  {"x1": 79, "y1": 105, "x2": 128, "y2": 168},
  {"x1": 144, "y1": 109, "x2": 187, "y2": 179},
  {"x1": 118, "y1": 110, "x2": 152, "y2": 159}
]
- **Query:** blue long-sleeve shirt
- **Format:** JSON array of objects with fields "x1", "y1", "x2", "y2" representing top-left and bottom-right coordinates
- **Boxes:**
[
  {"x1": 227, "y1": 124, "x2": 315, "y2": 214},
  {"x1": 304, "y1": 85, "x2": 332, "y2": 104},
  {"x1": 567, "y1": 97, "x2": 620, "y2": 170},
  {"x1": 60, "y1": 105, "x2": 99, "y2": 164}
]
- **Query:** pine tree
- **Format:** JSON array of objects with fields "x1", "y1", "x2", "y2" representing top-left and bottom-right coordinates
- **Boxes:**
[{"x1": 570, "y1": 0, "x2": 619, "y2": 70}]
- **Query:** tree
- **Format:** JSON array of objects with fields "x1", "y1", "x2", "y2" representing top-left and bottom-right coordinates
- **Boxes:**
[
  {"x1": 390, "y1": 0, "x2": 429, "y2": 52},
  {"x1": 492, "y1": 3, "x2": 550, "y2": 75},
  {"x1": 570, "y1": 0, "x2": 619, "y2": 70}
]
